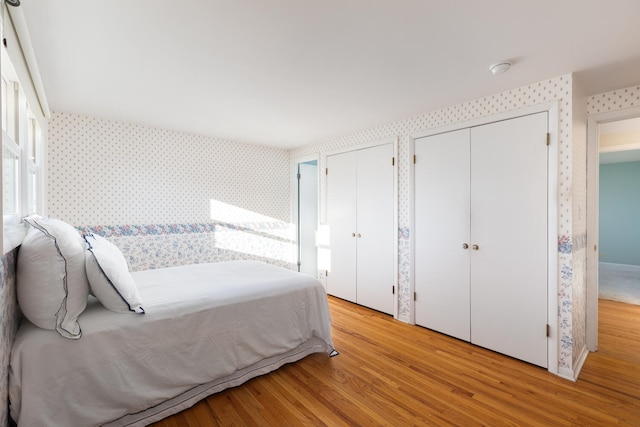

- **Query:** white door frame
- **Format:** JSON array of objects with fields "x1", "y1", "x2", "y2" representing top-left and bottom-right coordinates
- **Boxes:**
[
  {"x1": 410, "y1": 101, "x2": 559, "y2": 375},
  {"x1": 290, "y1": 154, "x2": 320, "y2": 273},
  {"x1": 586, "y1": 106, "x2": 640, "y2": 351}
]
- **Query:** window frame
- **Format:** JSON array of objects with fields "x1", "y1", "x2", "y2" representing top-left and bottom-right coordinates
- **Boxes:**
[{"x1": 2, "y1": 52, "x2": 45, "y2": 253}]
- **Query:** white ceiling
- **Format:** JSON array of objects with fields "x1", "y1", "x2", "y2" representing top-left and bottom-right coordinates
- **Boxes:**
[{"x1": 17, "y1": 0, "x2": 640, "y2": 149}]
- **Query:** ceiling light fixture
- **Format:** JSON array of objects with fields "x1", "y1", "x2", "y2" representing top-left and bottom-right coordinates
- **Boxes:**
[{"x1": 490, "y1": 62, "x2": 511, "y2": 75}]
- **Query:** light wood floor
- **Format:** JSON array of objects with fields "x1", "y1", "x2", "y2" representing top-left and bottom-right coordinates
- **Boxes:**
[{"x1": 152, "y1": 297, "x2": 640, "y2": 426}]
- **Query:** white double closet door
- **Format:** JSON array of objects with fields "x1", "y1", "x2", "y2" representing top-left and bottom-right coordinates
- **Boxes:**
[
  {"x1": 327, "y1": 143, "x2": 394, "y2": 315},
  {"x1": 415, "y1": 112, "x2": 548, "y2": 368}
]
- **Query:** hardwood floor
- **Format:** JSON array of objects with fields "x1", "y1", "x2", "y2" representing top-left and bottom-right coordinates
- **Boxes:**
[{"x1": 152, "y1": 297, "x2": 640, "y2": 426}]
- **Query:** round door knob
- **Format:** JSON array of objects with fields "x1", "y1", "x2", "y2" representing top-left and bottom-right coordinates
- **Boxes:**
[
  {"x1": 472, "y1": 244, "x2": 479, "y2": 251},
  {"x1": 351, "y1": 232, "x2": 356, "y2": 237},
  {"x1": 357, "y1": 233, "x2": 362, "y2": 238},
  {"x1": 462, "y1": 243, "x2": 469, "y2": 249}
]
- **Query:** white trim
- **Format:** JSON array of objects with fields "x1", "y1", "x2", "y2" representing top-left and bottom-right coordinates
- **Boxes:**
[
  {"x1": 392, "y1": 137, "x2": 399, "y2": 320},
  {"x1": 586, "y1": 105, "x2": 640, "y2": 352},
  {"x1": 324, "y1": 137, "x2": 395, "y2": 158},
  {"x1": 547, "y1": 103, "x2": 560, "y2": 376},
  {"x1": 410, "y1": 101, "x2": 560, "y2": 376},
  {"x1": 406, "y1": 135, "x2": 416, "y2": 325},
  {"x1": 4, "y1": 4, "x2": 50, "y2": 120},
  {"x1": 558, "y1": 345, "x2": 589, "y2": 382}
]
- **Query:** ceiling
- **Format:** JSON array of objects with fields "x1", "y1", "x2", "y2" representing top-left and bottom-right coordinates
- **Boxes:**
[{"x1": 16, "y1": 0, "x2": 640, "y2": 149}]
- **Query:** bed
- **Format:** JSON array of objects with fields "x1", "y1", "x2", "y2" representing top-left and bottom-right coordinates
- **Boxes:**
[{"x1": 9, "y1": 260, "x2": 335, "y2": 426}]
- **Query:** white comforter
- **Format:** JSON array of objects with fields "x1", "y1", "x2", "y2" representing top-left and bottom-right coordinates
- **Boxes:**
[{"x1": 9, "y1": 261, "x2": 334, "y2": 426}]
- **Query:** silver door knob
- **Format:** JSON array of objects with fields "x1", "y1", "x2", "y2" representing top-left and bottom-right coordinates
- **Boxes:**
[
  {"x1": 357, "y1": 233, "x2": 362, "y2": 238},
  {"x1": 462, "y1": 243, "x2": 469, "y2": 249},
  {"x1": 472, "y1": 244, "x2": 479, "y2": 251},
  {"x1": 351, "y1": 232, "x2": 356, "y2": 237}
]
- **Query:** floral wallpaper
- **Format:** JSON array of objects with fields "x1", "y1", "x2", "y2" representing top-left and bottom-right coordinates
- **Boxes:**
[
  {"x1": 78, "y1": 221, "x2": 295, "y2": 272},
  {"x1": 0, "y1": 250, "x2": 19, "y2": 426}
]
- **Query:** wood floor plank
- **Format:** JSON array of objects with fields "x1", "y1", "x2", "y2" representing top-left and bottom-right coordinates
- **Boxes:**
[{"x1": 152, "y1": 297, "x2": 640, "y2": 426}]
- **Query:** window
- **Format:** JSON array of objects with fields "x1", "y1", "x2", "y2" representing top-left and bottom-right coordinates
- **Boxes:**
[{"x1": 2, "y1": 48, "x2": 45, "y2": 251}]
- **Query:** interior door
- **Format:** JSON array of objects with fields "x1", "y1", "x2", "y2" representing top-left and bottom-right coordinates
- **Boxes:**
[
  {"x1": 327, "y1": 151, "x2": 357, "y2": 302},
  {"x1": 470, "y1": 112, "x2": 548, "y2": 368},
  {"x1": 355, "y1": 143, "x2": 394, "y2": 315},
  {"x1": 415, "y1": 129, "x2": 471, "y2": 340}
]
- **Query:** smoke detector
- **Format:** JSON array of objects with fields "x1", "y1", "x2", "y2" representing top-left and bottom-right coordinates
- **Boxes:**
[{"x1": 490, "y1": 62, "x2": 511, "y2": 75}]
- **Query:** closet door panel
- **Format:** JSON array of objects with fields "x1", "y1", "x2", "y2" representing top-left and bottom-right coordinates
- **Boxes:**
[
  {"x1": 415, "y1": 129, "x2": 471, "y2": 340},
  {"x1": 470, "y1": 112, "x2": 548, "y2": 368},
  {"x1": 356, "y1": 143, "x2": 394, "y2": 315},
  {"x1": 327, "y1": 151, "x2": 357, "y2": 303}
]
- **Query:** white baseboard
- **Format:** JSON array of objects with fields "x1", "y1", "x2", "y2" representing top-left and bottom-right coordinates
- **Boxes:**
[{"x1": 557, "y1": 345, "x2": 589, "y2": 382}]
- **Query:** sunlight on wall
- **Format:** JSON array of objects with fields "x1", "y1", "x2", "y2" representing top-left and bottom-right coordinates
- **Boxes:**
[
  {"x1": 210, "y1": 199, "x2": 296, "y2": 264},
  {"x1": 316, "y1": 224, "x2": 331, "y2": 272}
]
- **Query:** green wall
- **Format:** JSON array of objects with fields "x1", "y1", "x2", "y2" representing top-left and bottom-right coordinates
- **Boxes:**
[{"x1": 599, "y1": 160, "x2": 640, "y2": 266}]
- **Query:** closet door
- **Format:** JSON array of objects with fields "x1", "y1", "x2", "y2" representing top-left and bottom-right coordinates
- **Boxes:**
[
  {"x1": 470, "y1": 112, "x2": 548, "y2": 368},
  {"x1": 414, "y1": 129, "x2": 471, "y2": 340},
  {"x1": 326, "y1": 151, "x2": 357, "y2": 302},
  {"x1": 356, "y1": 143, "x2": 394, "y2": 315}
]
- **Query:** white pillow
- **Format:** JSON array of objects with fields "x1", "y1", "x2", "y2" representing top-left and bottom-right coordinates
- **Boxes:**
[
  {"x1": 17, "y1": 215, "x2": 90, "y2": 339},
  {"x1": 84, "y1": 233, "x2": 145, "y2": 314}
]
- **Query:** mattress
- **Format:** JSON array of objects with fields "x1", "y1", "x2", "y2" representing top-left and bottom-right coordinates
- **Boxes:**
[{"x1": 9, "y1": 261, "x2": 334, "y2": 426}]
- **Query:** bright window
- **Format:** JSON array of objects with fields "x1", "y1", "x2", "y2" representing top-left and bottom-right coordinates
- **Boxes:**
[{"x1": 2, "y1": 50, "x2": 45, "y2": 249}]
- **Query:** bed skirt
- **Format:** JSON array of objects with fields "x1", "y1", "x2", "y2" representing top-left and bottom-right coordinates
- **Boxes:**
[{"x1": 107, "y1": 337, "x2": 331, "y2": 426}]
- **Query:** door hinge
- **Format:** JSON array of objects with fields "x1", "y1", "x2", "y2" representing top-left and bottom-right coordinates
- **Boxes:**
[
  {"x1": 392, "y1": 285, "x2": 395, "y2": 295},
  {"x1": 325, "y1": 168, "x2": 328, "y2": 175},
  {"x1": 325, "y1": 270, "x2": 329, "y2": 277},
  {"x1": 594, "y1": 244, "x2": 597, "y2": 252},
  {"x1": 546, "y1": 133, "x2": 550, "y2": 146},
  {"x1": 297, "y1": 173, "x2": 301, "y2": 180},
  {"x1": 413, "y1": 292, "x2": 417, "y2": 301},
  {"x1": 392, "y1": 157, "x2": 395, "y2": 166},
  {"x1": 546, "y1": 324, "x2": 550, "y2": 337},
  {"x1": 297, "y1": 260, "x2": 301, "y2": 267},
  {"x1": 413, "y1": 154, "x2": 416, "y2": 164}
]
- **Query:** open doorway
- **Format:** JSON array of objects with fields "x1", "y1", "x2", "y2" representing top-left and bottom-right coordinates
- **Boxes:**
[
  {"x1": 294, "y1": 158, "x2": 318, "y2": 276},
  {"x1": 597, "y1": 119, "x2": 640, "y2": 304},
  {"x1": 587, "y1": 109, "x2": 640, "y2": 351}
]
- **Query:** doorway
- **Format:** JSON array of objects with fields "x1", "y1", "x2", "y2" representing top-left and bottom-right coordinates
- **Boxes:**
[
  {"x1": 294, "y1": 158, "x2": 318, "y2": 277},
  {"x1": 586, "y1": 108, "x2": 640, "y2": 351}
]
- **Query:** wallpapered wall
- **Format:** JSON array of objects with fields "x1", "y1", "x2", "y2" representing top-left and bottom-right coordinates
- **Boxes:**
[
  {"x1": 291, "y1": 73, "x2": 584, "y2": 373},
  {"x1": 3, "y1": 82, "x2": 639, "y2": 424},
  {"x1": 571, "y1": 78, "x2": 588, "y2": 367},
  {"x1": 47, "y1": 112, "x2": 295, "y2": 271}
]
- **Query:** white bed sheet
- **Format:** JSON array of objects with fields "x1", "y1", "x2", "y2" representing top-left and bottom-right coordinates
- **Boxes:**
[{"x1": 9, "y1": 261, "x2": 334, "y2": 427}]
